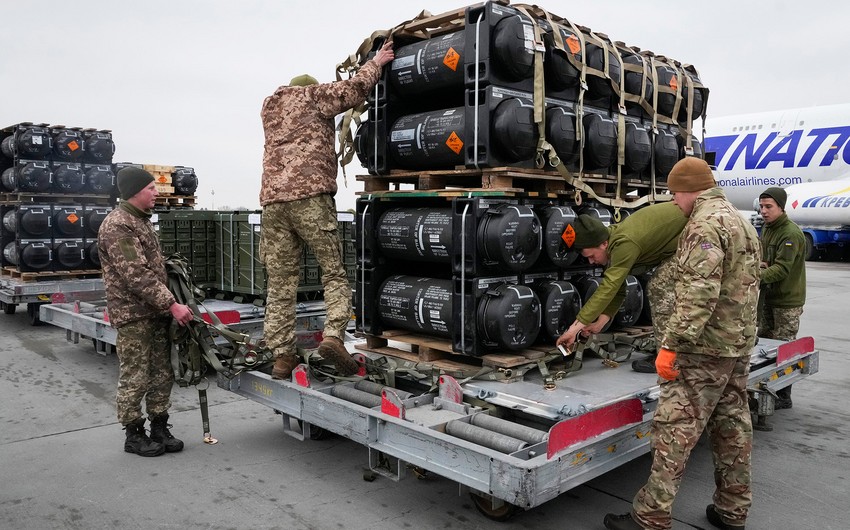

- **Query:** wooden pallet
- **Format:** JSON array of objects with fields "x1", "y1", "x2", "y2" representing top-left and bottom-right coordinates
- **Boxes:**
[
  {"x1": 1, "y1": 267, "x2": 101, "y2": 281},
  {"x1": 154, "y1": 195, "x2": 196, "y2": 208},
  {"x1": 356, "y1": 329, "x2": 551, "y2": 368},
  {"x1": 357, "y1": 167, "x2": 665, "y2": 202},
  {"x1": 0, "y1": 192, "x2": 114, "y2": 205}
]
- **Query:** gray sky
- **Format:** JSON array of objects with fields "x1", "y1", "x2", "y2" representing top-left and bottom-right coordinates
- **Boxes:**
[{"x1": 3, "y1": 1, "x2": 848, "y2": 211}]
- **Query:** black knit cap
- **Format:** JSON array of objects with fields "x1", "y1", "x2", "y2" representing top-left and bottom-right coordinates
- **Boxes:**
[
  {"x1": 117, "y1": 167, "x2": 155, "y2": 200},
  {"x1": 760, "y1": 187, "x2": 787, "y2": 210},
  {"x1": 571, "y1": 215, "x2": 610, "y2": 249}
]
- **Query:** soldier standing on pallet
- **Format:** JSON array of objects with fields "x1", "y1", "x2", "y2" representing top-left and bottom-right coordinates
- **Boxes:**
[
  {"x1": 604, "y1": 157, "x2": 761, "y2": 530},
  {"x1": 555, "y1": 202, "x2": 687, "y2": 373},
  {"x1": 757, "y1": 186, "x2": 807, "y2": 409},
  {"x1": 260, "y1": 41, "x2": 394, "y2": 380},
  {"x1": 98, "y1": 167, "x2": 194, "y2": 457}
]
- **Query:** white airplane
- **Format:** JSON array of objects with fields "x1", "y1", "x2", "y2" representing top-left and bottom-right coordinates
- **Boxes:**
[{"x1": 704, "y1": 103, "x2": 850, "y2": 211}]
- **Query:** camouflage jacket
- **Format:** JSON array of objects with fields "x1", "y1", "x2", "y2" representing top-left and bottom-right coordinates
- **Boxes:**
[
  {"x1": 259, "y1": 60, "x2": 382, "y2": 206},
  {"x1": 577, "y1": 202, "x2": 687, "y2": 324},
  {"x1": 98, "y1": 202, "x2": 175, "y2": 328},
  {"x1": 662, "y1": 188, "x2": 761, "y2": 357}
]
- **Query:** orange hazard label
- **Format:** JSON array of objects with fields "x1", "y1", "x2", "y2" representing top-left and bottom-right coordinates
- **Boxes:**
[
  {"x1": 68, "y1": 140, "x2": 80, "y2": 151},
  {"x1": 561, "y1": 224, "x2": 576, "y2": 247},
  {"x1": 157, "y1": 175, "x2": 168, "y2": 183},
  {"x1": 67, "y1": 213, "x2": 79, "y2": 224},
  {"x1": 443, "y1": 47, "x2": 460, "y2": 71},
  {"x1": 446, "y1": 131, "x2": 463, "y2": 155},
  {"x1": 669, "y1": 76, "x2": 678, "y2": 91},
  {"x1": 566, "y1": 35, "x2": 580, "y2": 55}
]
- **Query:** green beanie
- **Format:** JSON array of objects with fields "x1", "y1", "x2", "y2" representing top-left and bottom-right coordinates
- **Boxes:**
[
  {"x1": 571, "y1": 215, "x2": 609, "y2": 249},
  {"x1": 760, "y1": 187, "x2": 787, "y2": 210},
  {"x1": 289, "y1": 74, "x2": 318, "y2": 87},
  {"x1": 117, "y1": 167, "x2": 155, "y2": 200}
]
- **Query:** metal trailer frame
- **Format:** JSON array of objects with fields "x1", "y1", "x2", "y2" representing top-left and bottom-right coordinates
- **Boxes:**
[
  {"x1": 0, "y1": 276, "x2": 104, "y2": 325},
  {"x1": 39, "y1": 299, "x2": 327, "y2": 355},
  {"x1": 218, "y1": 337, "x2": 818, "y2": 518}
]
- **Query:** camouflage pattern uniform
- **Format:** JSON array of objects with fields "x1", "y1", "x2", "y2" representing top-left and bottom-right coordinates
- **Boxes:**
[
  {"x1": 259, "y1": 60, "x2": 381, "y2": 358},
  {"x1": 98, "y1": 201, "x2": 177, "y2": 425},
  {"x1": 646, "y1": 257, "x2": 676, "y2": 340},
  {"x1": 632, "y1": 187, "x2": 761, "y2": 530}
]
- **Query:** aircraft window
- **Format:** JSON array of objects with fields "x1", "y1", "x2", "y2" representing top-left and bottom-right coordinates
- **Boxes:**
[
  {"x1": 745, "y1": 126, "x2": 750, "y2": 130},
  {"x1": 771, "y1": 123, "x2": 776, "y2": 128},
  {"x1": 799, "y1": 120, "x2": 805, "y2": 126},
  {"x1": 758, "y1": 125, "x2": 763, "y2": 129}
]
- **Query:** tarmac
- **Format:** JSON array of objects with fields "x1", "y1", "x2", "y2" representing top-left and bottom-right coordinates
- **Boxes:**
[{"x1": 1, "y1": 261, "x2": 848, "y2": 530}]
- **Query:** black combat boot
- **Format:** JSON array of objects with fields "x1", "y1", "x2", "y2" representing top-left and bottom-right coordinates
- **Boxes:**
[
  {"x1": 149, "y1": 413, "x2": 184, "y2": 453},
  {"x1": 706, "y1": 504, "x2": 746, "y2": 529},
  {"x1": 632, "y1": 355, "x2": 658, "y2": 374},
  {"x1": 603, "y1": 512, "x2": 645, "y2": 530},
  {"x1": 124, "y1": 417, "x2": 165, "y2": 457}
]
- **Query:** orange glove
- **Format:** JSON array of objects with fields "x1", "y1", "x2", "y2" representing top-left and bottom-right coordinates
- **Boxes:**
[{"x1": 656, "y1": 348, "x2": 679, "y2": 381}]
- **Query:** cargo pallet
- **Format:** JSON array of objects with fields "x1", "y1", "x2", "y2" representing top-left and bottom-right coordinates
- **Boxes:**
[
  {"x1": 357, "y1": 166, "x2": 665, "y2": 203},
  {"x1": 219, "y1": 336, "x2": 817, "y2": 520}
]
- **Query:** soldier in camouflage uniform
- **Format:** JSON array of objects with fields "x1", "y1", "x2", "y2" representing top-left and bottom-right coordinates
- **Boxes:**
[
  {"x1": 260, "y1": 42, "x2": 394, "y2": 380},
  {"x1": 757, "y1": 187, "x2": 806, "y2": 409},
  {"x1": 604, "y1": 157, "x2": 761, "y2": 530},
  {"x1": 99, "y1": 167, "x2": 194, "y2": 457},
  {"x1": 556, "y1": 203, "x2": 686, "y2": 374}
]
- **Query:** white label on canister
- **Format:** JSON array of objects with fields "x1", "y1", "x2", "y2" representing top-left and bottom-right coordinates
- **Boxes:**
[
  {"x1": 248, "y1": 213, "x2": 261, "y2": 225},
  {"x1": 523, "y1": 24, "x2": 535, "y2": 52},
  {"x1": 391, "y1": 129, "x2": 416, "y2": 142},
  {"x1": 393, "y1": 55, "x2": 415, "y2": 70}
]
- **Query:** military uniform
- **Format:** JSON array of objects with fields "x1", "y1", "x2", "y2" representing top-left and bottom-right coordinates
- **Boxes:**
[
  {"x1": 632, "y1": 187, "x2": 761, "y2": 530},
  {"x1": 758, "y1": 212, "x2": 806, "y2": 341},
  {"x1": 259, "y1": 60, "x2": 382, "y2": 360},
  {"x1": 98, "y1": 201, "x2": 177, "y2": 425},
  {"x1": 576, "y1": 202, "x2": 687, "y2": 327}
]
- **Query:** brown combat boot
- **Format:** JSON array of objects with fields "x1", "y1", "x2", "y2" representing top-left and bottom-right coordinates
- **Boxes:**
[
  {"x1": 318, "y1": 336, "x2": 358, "y2": 376},
  {"x1": 271, "y1": 354, "x2": 299, "y2": 380}
]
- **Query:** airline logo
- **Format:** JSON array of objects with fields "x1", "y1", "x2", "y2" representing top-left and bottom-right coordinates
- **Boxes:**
[
  {"x1": 706, "y1": 126, "x2": 850, "y2": 172},
  {"x1": 793, "y1": 185, "x2": 850, "y2": 209}
]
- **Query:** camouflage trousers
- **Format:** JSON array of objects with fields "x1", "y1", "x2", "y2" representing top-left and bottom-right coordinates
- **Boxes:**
[
  {"x1": 632, "y1": 354, "x2": 753, "y2": 529},
  {"x1": 758, "y1": 305, "x2": 803, "y2": 341},
  {"x1": 646, "y1": 257, "x2": 676, "y2": 342},
  {"x1": 260, "y1": 194, "x2": 352, "y2": 358},
  {"x1": 115, "y1": 317, "x2": 173, "y2": 425}
]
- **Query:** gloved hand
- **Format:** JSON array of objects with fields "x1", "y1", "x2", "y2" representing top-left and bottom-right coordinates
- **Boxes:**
[{"x1": 656, "y1": 348, "x2": 679, "y2": 381}]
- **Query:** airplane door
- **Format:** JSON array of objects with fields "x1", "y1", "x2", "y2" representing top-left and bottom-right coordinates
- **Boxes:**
[{"x1": 777, "y1": 110, "x2": 800, "y2": 137}]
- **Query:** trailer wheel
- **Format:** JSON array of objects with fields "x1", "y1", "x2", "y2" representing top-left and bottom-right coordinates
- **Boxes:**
[
  {"x1": 469, "y1": 492, "x2": 521, "y2": 522},
  {"x1": 1, "y1": 302, "x2": 15, "y2": 315},
  {"x1": 27, "y1": 303, "x2": 43, "y2": 326}
]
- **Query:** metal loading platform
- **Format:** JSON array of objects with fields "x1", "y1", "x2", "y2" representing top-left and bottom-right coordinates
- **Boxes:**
[{"x1": 219, "y1": 336, "x2": 818, "y2": 519}]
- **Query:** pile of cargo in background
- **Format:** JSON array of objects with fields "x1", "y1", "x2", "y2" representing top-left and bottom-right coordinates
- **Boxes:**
[
  {"x1": 349, "y1": 1, "x2": 702, "y2": 357},
  {"x1": 1, "y1": 122, "x2": 116, "y2": 274},
  {"x1": 1, "y1": 122, "x2": 200, "y2": 277},
  {"x1": 153, "y1": 210, "x2": 356, "y2": 299}
]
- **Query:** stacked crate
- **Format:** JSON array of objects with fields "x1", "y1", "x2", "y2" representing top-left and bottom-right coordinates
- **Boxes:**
[
  {"x1": 113, "y1": 162, "x2": 199, "y2": 210},
  {"x1": 0, "y1": 122, "x2": 115, "y2": 276}
]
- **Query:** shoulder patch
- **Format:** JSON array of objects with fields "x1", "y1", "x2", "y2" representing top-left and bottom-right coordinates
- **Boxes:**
[{"x1": 118, "y1": 238, "x2": 138, "y2": 261}]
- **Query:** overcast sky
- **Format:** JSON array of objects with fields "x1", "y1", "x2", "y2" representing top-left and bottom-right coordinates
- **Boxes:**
[{"x1": 3, "y1": 1, "x2": 848, "y2": 211}]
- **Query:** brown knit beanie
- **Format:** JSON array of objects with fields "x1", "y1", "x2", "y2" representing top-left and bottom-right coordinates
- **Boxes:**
[
  {"x1": 117, "y1": 167, "x2": 155, "y2": 200},
  {"x1": 759, "y1": 187, "x2": 787, "y2": 210},
  {"x1": 571, "y1": 215, "x2": 610, "y2": 249},
  {"x1": 667, "y1": 157, "x2": 716, "y2": 192}
]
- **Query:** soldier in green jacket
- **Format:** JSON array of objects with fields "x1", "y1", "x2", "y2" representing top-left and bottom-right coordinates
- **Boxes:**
[
  {"x1": 758, "y1": 187, "x2": 807, "y2": 409},
  {"x1": 555, "y1": 202, "x2": 687, "y2": 373}
]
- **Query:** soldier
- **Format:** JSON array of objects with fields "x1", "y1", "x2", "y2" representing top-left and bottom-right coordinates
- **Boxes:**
[
  {"x1": 260, "y1": 41, "x2": 394, "y2": 380},
  {"x1": 98, "y1": 167, "x2": 194, "y2": 457},
  {"x1": 603, "y1": 157, "x2": 761, "y2": 530},
  {"x1": 757, "y1": 187, "x2": 806, "y2": 409},
  {"x1": 555, "y1": 202, "x2": 687, "y2": 375}
]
